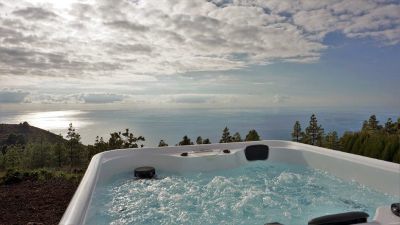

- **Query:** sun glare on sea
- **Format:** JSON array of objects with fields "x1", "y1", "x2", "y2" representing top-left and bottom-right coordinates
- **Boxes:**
[{"x1": 15, "y1": 110, "x2": 91, "y2": 130}]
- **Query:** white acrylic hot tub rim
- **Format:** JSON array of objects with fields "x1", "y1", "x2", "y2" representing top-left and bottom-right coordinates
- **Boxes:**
[{"x1": 60, "y1": 140, "x2": 400, "y2": 225}]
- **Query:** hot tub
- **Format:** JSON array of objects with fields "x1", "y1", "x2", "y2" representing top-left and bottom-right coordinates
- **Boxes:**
[{"x1": 60, "y1": 141, "x2": 400, "y2": 225}]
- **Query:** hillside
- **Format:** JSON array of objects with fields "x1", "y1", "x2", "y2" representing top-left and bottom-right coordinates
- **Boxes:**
[{"x1": 0, "y1": 122, "x2": 65, "y2": 145}]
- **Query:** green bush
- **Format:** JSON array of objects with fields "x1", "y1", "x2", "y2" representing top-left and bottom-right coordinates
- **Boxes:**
[
  {"x1": 2, "y1": 169, "x2": 24, "y2": 185},
  {"x1": 23, "y1": 170, "x2": 39, "y2": 180},
  {"x1": 1, "y1": 168, "x2": 83, "y2": 185},
  {"x1": 37, "y1": 168, "x2": 54, "y2": 180}
]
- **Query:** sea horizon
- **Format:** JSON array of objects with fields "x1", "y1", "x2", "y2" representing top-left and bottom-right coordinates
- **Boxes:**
[{"x1": 1, "y1": 107, "x2": 398, "y2": 147}]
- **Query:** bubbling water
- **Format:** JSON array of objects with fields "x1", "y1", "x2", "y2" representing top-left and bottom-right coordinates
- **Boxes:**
[{"x1": 86, "y1": 162, "x2": 395, "y2": 225}]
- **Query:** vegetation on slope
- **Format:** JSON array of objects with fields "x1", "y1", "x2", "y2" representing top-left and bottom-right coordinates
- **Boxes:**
[
  {"x1": 0, "y1": 122, "x2": 65, "y2": 153},
  {"x1": 0, "y1": 122, "x2": 261, "y2": 182},
  {"x1": 291, "y1": 114, "x2": 400, "y2": 163},
  {"x1": 1, "y1": 114, "x2": 398, "y2": 185},
  {"x1": 0, "y1": 123, "x2": 146, "y2": 184}
]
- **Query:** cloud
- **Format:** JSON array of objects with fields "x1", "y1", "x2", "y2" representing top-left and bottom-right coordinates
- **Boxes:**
[
  {"x1": 0, "y1": 89, "x2": 29, "y2": 103},
  {"x1": 288, "y1": 1, "x2": 400, "y2": 44},
  {"x1": 104, "y1": 20, "x2": 149, "y2": 32},
  {"x1": 166, "y1": 94, "x2": 244, "y2": 106},
  {"x1": 110, "y1": 44, "x2": 153, "y2": 54},
  {"x1": 170, "y1": 94, "x2": 212, "y2": 104},
  {"x1": 23, "y1": 93, "x2": 126, "y2": 104},
  {"x1": 272, "y1": 94, "x2": 290, "y2": 104},
  {"x1": 0, "y1": 91, "x2": 127, "y2": 104},
  {"x1": 0, "y1": 0, "x2": 398, "y2": 83},
  {"x1": 24, "y1": 93, "x2": 82, "y2": 104},
  {"x1": 81, "y1": 93, "x2": 125, "y2": 104},
  {"x1": 12, "y1": 7, "x2": 57, "y2": 20},
  {"x1": 0, "y1": 0, "x2": 399, "y2": 109}
]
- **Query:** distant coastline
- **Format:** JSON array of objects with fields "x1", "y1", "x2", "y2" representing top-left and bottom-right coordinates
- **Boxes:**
[{"x1": 1, "y1": 108, "x2": 399, "y2": 146}]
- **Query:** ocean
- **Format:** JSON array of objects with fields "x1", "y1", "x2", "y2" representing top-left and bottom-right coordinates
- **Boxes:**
[{"x1": 0, "y1": 108, "x2": 398, "y2": 147}]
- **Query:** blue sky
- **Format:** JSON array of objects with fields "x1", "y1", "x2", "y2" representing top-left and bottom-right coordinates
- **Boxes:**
[{"x1": 0, "y1": 0, "x2": 399, "y2": 111}]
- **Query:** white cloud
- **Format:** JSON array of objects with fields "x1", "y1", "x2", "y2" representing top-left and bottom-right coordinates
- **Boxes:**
[
  {"x1": 26, "y1": 93, "x2": 84, "y2": 104},
  {"x1": 12, "y1": 7, "x2": 58, "y2": 20},
  {"x1": 272, "y1": 94, "x2": 290, "y2": 104},
  {"x1": 170, "y1": 94, "x2": 212, "y2": 104},
  {"x1": 82, "y1": 93, "x2": 125, "y2": 104},
  {"x1": 0, "y1": 0, "x2": 399, "y2": 109},
  {"x1": 0, "y1": 0, "x2": 398, "y2": 83},
  {"x1": 4, "y1": 92, "x2": 126, "y2": 104}
]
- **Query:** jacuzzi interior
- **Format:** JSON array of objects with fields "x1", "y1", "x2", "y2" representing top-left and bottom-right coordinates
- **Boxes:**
[{"x1": 61, "y1": 142, "x2": 400, "y2": 225}]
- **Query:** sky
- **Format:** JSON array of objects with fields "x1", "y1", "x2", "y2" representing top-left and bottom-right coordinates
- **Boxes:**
[{"x1": 0, "y1": 0, "x2": 399, "y2": 111}]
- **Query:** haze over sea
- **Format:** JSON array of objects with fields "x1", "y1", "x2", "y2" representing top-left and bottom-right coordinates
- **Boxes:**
[{"x1": 1, "y1": 108, "x2": 398, "y2": 147}]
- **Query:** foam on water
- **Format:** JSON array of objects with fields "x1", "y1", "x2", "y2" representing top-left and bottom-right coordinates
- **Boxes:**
[{"x1": 86, "y1": 162, "x2": 395, "y2": 225}]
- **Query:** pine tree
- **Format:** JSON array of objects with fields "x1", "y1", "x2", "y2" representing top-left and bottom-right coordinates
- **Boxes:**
[
  {"x1": 220, "y1": 127, "x2": 232, "y2": 143},
  {"x1": 339, "y1": 131, "x2": 354, "y2": 151},
  {"x1": 364, "y1": 135, "x2": 384, "y2": 159},
  {"x1": 325, "y1": 131, "x2": 339, "y2": 150},
  {"x1": 245, "y1": 129, "x2": 260, "y2": 141},
  {"x1": 232, "y1": 132, "x2": 242, "y2": 142},
  {"x1": 108, "y1": 132, "x2": 123, "y2": 149},
  {"x1": 291, "y1": 121, "x2": 302, "y2": 142},
  {"x1": 178, "y1": 135, "x2": 193, "y2": 146},
  {"x1": 94, "y1": 136, "x2": 107, "y2": 152},
  {"x1": 361, "y1": 120, "x2": 369, "y2": 132},
  {"x1": 66, "y1": 123, "x2": 81, "y2": 169},
  {"x1": 305, "y1": 114, "x2": 324, "y2": 146},
  {"x1": 53, "y1": 137, "x2": 66, "y2": 168},
  {"x1": 351, "y1": 134, "x2": 364, "y2": 155},
  {"x1": 393, "y1": 148, "x2": 400, "y2": 163},
  {"x1": 196, "y1": 136, "x2": 203, "y2": 145},
  {"x1": 202, "y1": 138, "x2": 211, "y2": 144},
  {"x1": 108, "y1": 129, "x2": 145, "y2": 149},
  {"x1": 384, "y1": 118, "x2": 396, "y2": 134},
  {"x1": 3, "y1": 146, "x2": 22, "y2": 169},
  {"x1": 316, "y1": 128, "x2": 325, "y2": 147},
  {"x1": 381, "y1": 136, "x2": 399, "y2": 161},
  {"x1": 122, "y1": 129, "x2": 145, "y2": 148},
  {"x1": 397, "y1": 118, "x2": 400, "y2": 134},
  {"x1": 158, "y1": 140, "x2": 168, "y2": 147},
  {"x1": 367, "y1": 115, "x2": 381, "y2": 133}
]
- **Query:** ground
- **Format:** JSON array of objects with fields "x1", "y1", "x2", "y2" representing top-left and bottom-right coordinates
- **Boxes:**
[{"x1": 0, "y1": 179, "x2": 78, "y2": 225}]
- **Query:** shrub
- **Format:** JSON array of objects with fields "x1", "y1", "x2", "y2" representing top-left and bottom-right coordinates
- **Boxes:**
[
  {"x1": 37, "y1": 168, "x2": 54, "y2": 181},
  {"x1": 0, "y1": 168, "x2": 84, "y2": 185},
  {"x1": 2, "y1": 169, "x2": 24, "y2": 185}
]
